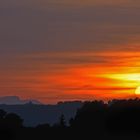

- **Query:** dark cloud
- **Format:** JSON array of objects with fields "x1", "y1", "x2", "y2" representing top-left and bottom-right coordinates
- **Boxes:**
[
  {"x1": 0, "y1": 0, "x2": 140, "y2": 74},
  {"x1": 0, "y1": 0, "x2": 140, "y2": 54},
  {"x1": 47, "y1": 5, "x2": 140, "y2": 52}
]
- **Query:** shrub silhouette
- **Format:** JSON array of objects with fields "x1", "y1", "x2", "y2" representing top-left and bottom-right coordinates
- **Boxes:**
[{"x1": 4, "y1": 113, "x2": 23, "y2": 129}]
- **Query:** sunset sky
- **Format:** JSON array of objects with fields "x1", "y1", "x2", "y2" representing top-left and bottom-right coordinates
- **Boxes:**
[{"x1": 1, "y1": 0, "x2": 140, "y2": 103}]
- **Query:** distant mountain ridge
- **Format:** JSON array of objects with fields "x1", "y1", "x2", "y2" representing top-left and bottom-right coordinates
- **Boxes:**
[
  {"x1": 0, "y1": 101, "x2": 82, "y2": 126},
  {"x1": 0, "y1": 96, "x2": 41, "y2": 105},
  {"x1": 0, "y1": 96, "x2": 82, "y2": 126}
]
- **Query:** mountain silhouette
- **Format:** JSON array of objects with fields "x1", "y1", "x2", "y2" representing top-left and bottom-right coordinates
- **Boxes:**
[
  {"x1": 0, "y1": 101, "x2": 82, "y2": 126},
  {"x1": 0, "y1": 96, "x2": 41, "y2": 105}
]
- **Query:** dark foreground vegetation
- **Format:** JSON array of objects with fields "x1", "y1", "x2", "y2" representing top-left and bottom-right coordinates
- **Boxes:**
[{"x1": 1, "y1": 98, "x2": 140, "y2": 140}]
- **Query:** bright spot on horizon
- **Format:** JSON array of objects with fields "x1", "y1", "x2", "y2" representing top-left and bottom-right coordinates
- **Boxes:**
[{"x1": 135, "y1": 87, "x2": 140, "y2": 95}]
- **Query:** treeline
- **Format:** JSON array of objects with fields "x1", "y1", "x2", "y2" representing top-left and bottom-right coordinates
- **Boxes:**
[{"x1": 2, "y1": 98, "x2": 140, "y2": 140}]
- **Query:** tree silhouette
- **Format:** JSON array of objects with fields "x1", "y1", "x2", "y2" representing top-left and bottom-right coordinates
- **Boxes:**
[
  {"x1": 4, "y1": 113, "x2": 23, "y2": 128},
  {"x1": 59, "y1": 114, "x2": 66, "y2": 127},
  {"x1": 0, "y1": 99, "x2": 140, "y2": 139},
  {"x1": 70, "y1": 101, "x2": 107, "y2": 132}
]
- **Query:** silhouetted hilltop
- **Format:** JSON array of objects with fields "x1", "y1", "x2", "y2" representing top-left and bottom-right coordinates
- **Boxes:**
[{"x1": 0, "y1": 101, "x2": 82, "y2": 126}]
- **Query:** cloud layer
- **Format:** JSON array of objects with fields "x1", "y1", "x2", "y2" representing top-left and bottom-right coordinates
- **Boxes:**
[{"x1": 0, "y1": 0, "x2": 140, "y2": 103}]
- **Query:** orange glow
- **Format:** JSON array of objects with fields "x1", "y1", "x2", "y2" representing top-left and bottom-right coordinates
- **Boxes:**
[
  {"x1": 34, "y1": 51, "x2": 140, "y2": 103},
  {"x1": 1, "y1": 51, "x2": 140, "y2": 103},
  {"x1": 1, "y1": 0, "x2": 140, "y2": 104}
]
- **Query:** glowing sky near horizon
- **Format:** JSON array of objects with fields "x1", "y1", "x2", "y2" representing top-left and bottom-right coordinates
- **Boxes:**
[{"x1": 1, "y1": 0, "x2": 140, "y2": 103}]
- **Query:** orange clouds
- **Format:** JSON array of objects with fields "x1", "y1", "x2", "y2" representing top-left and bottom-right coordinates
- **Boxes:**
[
  {"x1": 1, "y1": 0, "x2": 140, "y2": 104},
  {"x1": 43, "y1": 51, "x2": 140, "y2": 102},
  {"x1": 0, "y1": 50, "x2": 140, "y2": 103}
]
